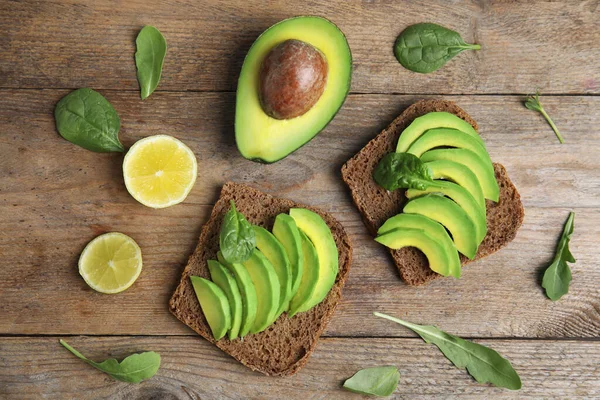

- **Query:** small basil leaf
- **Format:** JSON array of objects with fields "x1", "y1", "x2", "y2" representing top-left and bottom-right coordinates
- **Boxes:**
[
  {"x1": 135, "y1": 26, "x2": 167, "y2": 100},
  {"x1": 542, "y1": 212, "x2": 576, "y2": 301},
  {"x1": 60, "y1": 340, "x2": 160, "y2": 383},
  {"x1": 343, "y1": 366, "x2": 400, "y2": 397},
  {"x1": 394, "y1": 23, "x2": 480, "y2": 74},
  {"x1": 374, "y1": 313, "x2": 521, "y2": 390},
  {"x1": 374, "y1": 152, "x2": 434, "y2": 191},
  {"x1": 219, "y1": 200, "x2": 256, "y2": 264},
  {"x1": 54, "y1": 88, "x2": 123, "y2": 152}
]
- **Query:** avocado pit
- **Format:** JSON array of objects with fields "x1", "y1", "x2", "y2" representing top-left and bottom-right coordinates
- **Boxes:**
[{"x1": 259, "y1": 39, "x2": 328, "y2": 120}]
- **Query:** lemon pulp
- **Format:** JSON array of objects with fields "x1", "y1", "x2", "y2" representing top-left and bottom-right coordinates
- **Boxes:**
[
  {"x1": 123, "y1": 135, "x2": 197, "y2": 208},
  {"x1": 78, "y1": 232, "x2": 143, "y2": 294}
]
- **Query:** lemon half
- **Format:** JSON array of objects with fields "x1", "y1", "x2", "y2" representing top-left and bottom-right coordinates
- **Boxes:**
[
  {"x1": 79, "y1": 232, "x2": 143, "y2": 294},
  {"x1": 123, "y1": 135, "x2": 198, "y2": 208}
]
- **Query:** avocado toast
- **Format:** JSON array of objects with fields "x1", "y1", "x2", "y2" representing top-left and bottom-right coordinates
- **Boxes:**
[
  {"x1": 341, "y1": 99, "x2": 524, "y2": 285},
  {"x1": 169, "y1": 182, "x2": 352, "y2": 376}
]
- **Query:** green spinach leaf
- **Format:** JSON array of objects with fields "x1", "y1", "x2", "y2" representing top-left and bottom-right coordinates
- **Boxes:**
[
  {"x1": 374, "y1": 313, "x2": 521, "y2": 390},
  {"x1": 59, "y1": 340, "x2": 160, "y2": 383},
  {"x1": 394, "y1": 23, "x2": 480, "y2": 73},
  {"x1": 373, "y1": 152, "x2": 434, "y2": 191},
  {"x1": 524, "y1": 91, "x2": 565, "y2": 143},
  {"x1": 542, "y1": 212, "x2": 576, "y2": 301},
  {"x1": 54, "y1": 88, "x2": 123, "y2": 152},
  {"x1": 343, "y1": 366, "x2": 399, "y2": 397},
  {"x1": 135, "y1": 26, "x2": 167, "y2": 100},
  {"x1": 219, "y1": 200, "x2": 256, "y2": 264}
]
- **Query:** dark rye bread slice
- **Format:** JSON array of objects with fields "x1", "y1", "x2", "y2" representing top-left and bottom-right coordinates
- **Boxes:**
[
  {"x1": 341, "y1": 99, "x2": 524, "y2": 286},
  {"x1": 169, "y1": 182, "x2": 352, "y2": 376}
]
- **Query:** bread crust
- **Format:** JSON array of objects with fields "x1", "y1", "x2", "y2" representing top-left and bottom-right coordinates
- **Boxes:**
[
  {"x1": 341, "y1": 99, "x2": 524, "y2": 285},
  {"x1": 169, "y1": 182, "x2": 352, "y2": 376}
]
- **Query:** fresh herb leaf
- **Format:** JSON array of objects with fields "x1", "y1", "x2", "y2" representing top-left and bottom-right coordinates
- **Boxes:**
[
  {"x1": 542, "y1": 212, "x2": 576, "y2": 301},
  {"x1": 135, "y1": 26, "x2": 167, "y2": 100},
  {"x1": 374, "y1": 313, "x2": 522, "y2": 390},
  {"x1": 343, "y1": 366, "x2": 400, "y2": 397},
  {"x1": 59, "y1": 340, "x2": 160, "y2": 383},
  {"x1": 524, "y1": 91, "x2": 564, "y2": 143},
  {"x1": 374, "y1": 152, "x2": 434, "y2": 191},
  {"x1": 54, "y1": 88, "x2": 123, "y2": 152},
  {"x1": 394, "y1": 23, "x2": 480, "y2": 74},
  {"x1": 219, "y1": 200, "x2": 256, "y2": 264}
]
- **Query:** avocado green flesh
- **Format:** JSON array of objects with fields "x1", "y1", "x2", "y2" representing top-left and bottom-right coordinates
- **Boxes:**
[
  {"x1": 253, "y1": 225, "x2": 292, "y2": 318},
  {"x1": 425, "y1": 159, "x2": 485, "y2": 209},
  {"x1": 375, "y1": 228, "x2": 450, "y2": 277},
  {"x1": 406, "y1": 180, "x2": 487, "y2": 244},
  {"x1": 421, "y1": 149, "x2": 499, "y2": 202},
  {"x1": 190, "y1": 276, "x2": 232, "y2": 341},
  {"x1": 242, "y1": 249, "x2": 280, "y2": 333},
  {"x1": 378, "y1": 213, "x2": 460, "y2": 277},
  {"x1": 395, "y1": 112, "x2": 485, "y2": 153},
  {"x1": 290, "y1": 208, "x2": 338, "y2": 311},
  {"x1": 272, "y1": 213, "x2": 304, "y2": 298},
  {"x1": 288, "y1": 230, "x2": 320, "y2": 316},
  {"x1": 235, "y1": 16, "x2": 352, "y2": 163},
  {"x1": 407, "y1": 128, "x2": 492, "y2": 167},
  {"x1": 217, "y1": 251, "x2": 258, "y2": 337},
  {"x1": 207, "y1": 260, "x2": 243, "y2": 340},
  {"x1": 403, "y1": 195, "x2": 478, "y2": 259}
]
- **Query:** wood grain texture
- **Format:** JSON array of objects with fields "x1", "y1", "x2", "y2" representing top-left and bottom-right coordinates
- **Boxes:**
[
  {"x1": 1, "y1": 91, "x2": 598, "y2": 337},
  {"x1": 1, "y1": 336, "x2": 599, "y2": 399},
  {"x1": 1, "y1": 1, "x2": 599, "y2": 94}
]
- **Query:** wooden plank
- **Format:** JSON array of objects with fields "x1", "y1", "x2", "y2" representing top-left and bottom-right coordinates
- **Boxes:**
[
  {"x1": 1, "y1": 1, "x2": 599, "y2": 94},
  {"x1": 1, "y1": 91, "x2": 599, "y2": 337},
  {"x1": 1, "y1": 336, "x2": 599, "y2": 399}
]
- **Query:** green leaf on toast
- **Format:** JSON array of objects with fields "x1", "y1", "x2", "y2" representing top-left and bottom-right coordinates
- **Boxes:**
[
  {"x1": 219, "y1": 200, "x2": 256, "y2": 264},
  {"x1": 374, "y1": 152, "x2": 434, "y2": 191}
]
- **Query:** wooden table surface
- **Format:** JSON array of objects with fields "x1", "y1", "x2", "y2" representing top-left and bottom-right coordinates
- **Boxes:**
[{"x1": 1, "y1": 1, "x2": 599, "y2": 398}]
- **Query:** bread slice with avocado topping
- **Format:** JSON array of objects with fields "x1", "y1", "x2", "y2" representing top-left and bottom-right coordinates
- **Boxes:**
[
  {"x1": 169, "y1": 182, "x2": 352, "y2": 376},
  {"x1": 341, "y1": 99, "x2": 524, "y2": 286}
]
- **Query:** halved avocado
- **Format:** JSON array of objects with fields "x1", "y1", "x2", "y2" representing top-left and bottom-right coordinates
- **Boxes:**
[
  {"x1": 288, "y1": 230, "x2": 320, "y2": 317},
  {"x1": 407, "y1": 128, "x2": 493, "y2": 168},
  {"x1": 421, "y1": 149, "x2": 500, "y2": 202},
  {"x1": 207, "y1": 260, "x2": 243, "y2": 340},
  {"x1": 378, "y1": 214, "x2": 460, "y2": 277},
  {"x1": 425, "y1": 159, "x2": 485, "y2": 209},
  {"x1": 395, "y1": 112, "x2": 485, "y2": 153},
  {"x1": 375, "y1": 228, "x2": 450, "y2": 276},
  {"x1": 290, "y1": 208, "x2": 338, "y2": 312},
  {"x1": 242, "y1": 249, "x2": 280, "y2": 333},
  {"x1": 403, "y1": 194, "x2": 478, "y2": 259},
  {"x1": 217, "y1": 251, "x2": 258, "y2": 337},
  {"x1": 235, "y1": 16, "x2": 352, "y2": 163},
  {"x1": 406, "y1": 180, "x2": 487, "y2": 244},
  {"x1": 254, "y1": 225, "x2": 292, "y2": 317},
  {"x1": 272, "y1": 213, "x2": 304, "y2": 298},
  {"x1": 190, "y1": 276, "x2": 231, "y2": 341}
]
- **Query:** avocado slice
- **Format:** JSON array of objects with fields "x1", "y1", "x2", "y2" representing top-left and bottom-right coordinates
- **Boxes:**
[
  {"x1": 375, "y1": 228, "x2": 450, "y2": 277},
  {"x1": 395, "y1": 112, "x2": 485, "y2": 153},
  {"x1": 217, "y1": 251, "x2": 257, "y2": 337},
  {"x1": 290, "y1": 208, "x2": 338, "y2": 312},
  {"x1": 207, "y1": 260, "x2": 243, "y2": 340},
  {"x1": 407, "y1": 128, "x2": 493, "y2": 169},
  {"x1": 406, "y1": 180, "x2": 487, "y2": 244},
  {"x1": 242, "y1": 249, "x2": 281, "y2": 333},
  {"x1": 425, "y1": 159, "x2": 485, "y2": 209},
  {"x1": 288, "y1": 230, "x2": 320, "y2": 316},
  {"x1": 235, "y1": 16, "x2": 352, "y2": 163},
  {"x1": 253, "y1": 225, "x2": 292, "y2": 318},
  {"x1": 421, "y1": 149, "x2": 500, "y2": 202},
  {"x1": 272, "y1": 213, "x2": 304, "y2": 298},
  {"x1": 403, "y1": 194, "x2": 478, "y2": 259},
  {"x1": 190, "y1": 276, "x2": 231, "y2": 341},
  {"x1": 378, "y1": 213, "x2": 461, "y2": 277}
]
